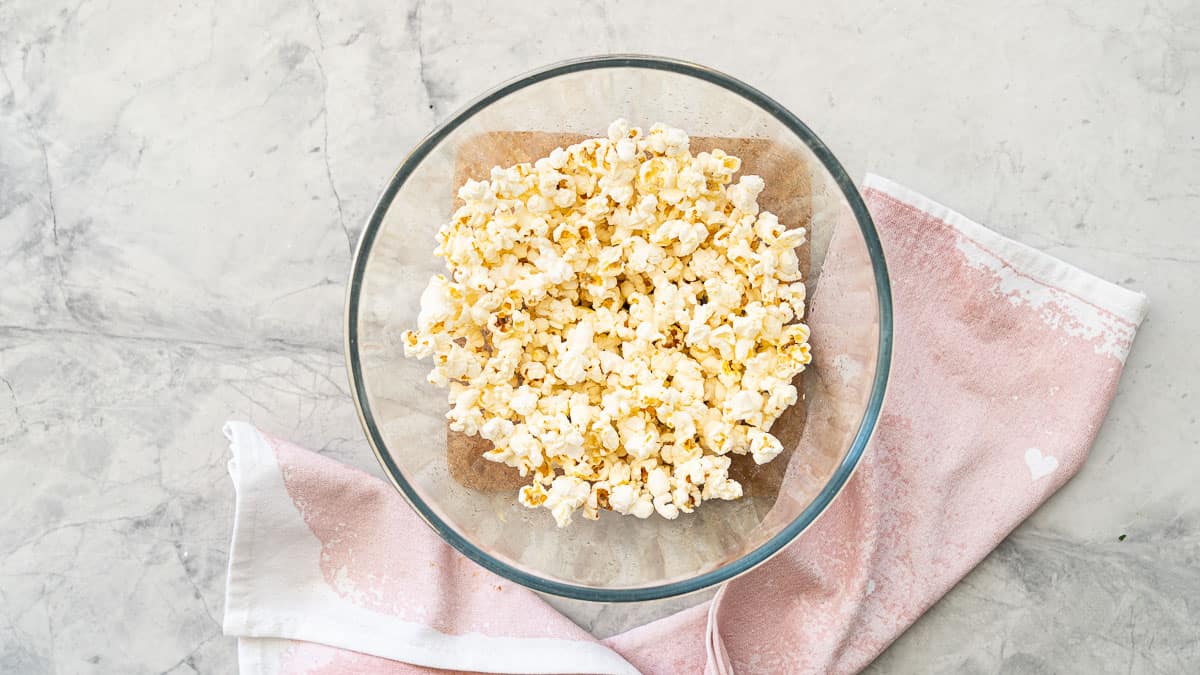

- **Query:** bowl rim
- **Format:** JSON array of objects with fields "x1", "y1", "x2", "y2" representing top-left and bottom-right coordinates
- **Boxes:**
[{"x1": 345, "y1": 54, "x2": 893, "y2": 602}]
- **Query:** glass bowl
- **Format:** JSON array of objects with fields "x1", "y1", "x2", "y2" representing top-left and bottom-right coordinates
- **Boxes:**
[{"x1": 345, "y1": 55, "x2": 891, "y2": 601}]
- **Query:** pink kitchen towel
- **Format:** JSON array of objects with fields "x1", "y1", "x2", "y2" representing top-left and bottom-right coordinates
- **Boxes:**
[{"x1": 222, "y1": 174, "x2": 1148, "y2": 674}]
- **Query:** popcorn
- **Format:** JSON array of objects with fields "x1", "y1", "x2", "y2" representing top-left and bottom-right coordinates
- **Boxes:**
[
  {"x1": 509, "y1": 386, "x2": 539, "y2": 416},
  {"x1": 727, "y1": 175, "x2": 765, "y2": 214},
  {"x1": 617, "y1": 414, "x2": 661, "y2": 460},
  {"x1": 416, "y1": 275, "x2": 455, "y2": 332},
  {"x1": 401, "y1": 120, "x2": 812, "y2": 527},
  {"x1": 553, "y1": 318, "x2": 594, "y2": 385},
  {"x1": 747, "y1": 428, "x2": 784, "y2": 465},
  {"x1": 544, "y1": 476, "x2": 592, "y2": 527}
]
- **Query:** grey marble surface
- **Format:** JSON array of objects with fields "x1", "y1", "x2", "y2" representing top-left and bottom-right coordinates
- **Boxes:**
[{"x1": 1, "y1": 1, "x2": 1196, "y2": 672}]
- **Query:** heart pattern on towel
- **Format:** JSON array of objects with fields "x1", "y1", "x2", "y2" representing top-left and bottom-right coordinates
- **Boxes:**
[{"x1": 1024, "y1": 447, "x2": 1059, "y2": 481}]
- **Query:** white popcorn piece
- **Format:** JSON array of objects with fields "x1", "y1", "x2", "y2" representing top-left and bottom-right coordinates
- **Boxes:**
[
  {"x1": 401, "y1": 120, "x2": 812, "y2": 526},
  {"x1": 617, "y1": 414, "x2": 661, "y2": 460},
  {"x1": 607, "y1": 118, "x2": 633, "y2": 143},
  {"x1": 747, "y1": 428, "x2": 784, "y2": 465},
  {"x1": 727, "y1": 174, "x2": 765, "y2": 214},
  {"x1": 479, "y1": 417, "x2": 514, "y2": 444},
  {"x1": 416, "y1": 275, "x2": 455, "y2": 332},
  {"x1": 646, "y1": 467, "x2": 672, "y2": 497},
  {"x1": 608, "y1": 483, "x2": 638, "y2": 515},
  {"x1": 553, "y1": 317, "x2": 594, "y2": 385},
  {"x1": 652, "y1": 493, "x2": 679, "y2": 519},
  {"x1": 630, "y1": 495, "x2": 655, "y2": 519},
  {"x1": 544, "y1": 476, "x2": 592, "y2": 527},
  {"x1": 509, "y1": 386, "x2": 539, "y2": 416}
]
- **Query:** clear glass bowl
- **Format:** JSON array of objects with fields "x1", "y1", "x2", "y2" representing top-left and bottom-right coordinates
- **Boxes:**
[{"x1": 346, "y1": 55, "x2": 892, "y2": 601}]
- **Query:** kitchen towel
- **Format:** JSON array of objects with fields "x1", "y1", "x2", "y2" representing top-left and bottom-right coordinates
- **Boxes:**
[{"x1": 222, "y1": 174, "x2": 1148, "y2": 674}]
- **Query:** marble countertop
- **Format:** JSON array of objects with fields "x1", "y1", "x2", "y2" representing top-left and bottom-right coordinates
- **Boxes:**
[{"x1": 2, "y1": 1, "x2": 1197, "y2": 672}]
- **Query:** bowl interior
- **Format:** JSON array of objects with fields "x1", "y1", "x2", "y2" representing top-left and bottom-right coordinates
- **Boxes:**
[{"x1": 348, "y1": 58, "x2": 889, "y2": 601}]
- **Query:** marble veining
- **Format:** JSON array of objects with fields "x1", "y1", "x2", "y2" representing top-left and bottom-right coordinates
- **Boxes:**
[{"x1": 1, "y1": 0, "x2": 1197, "y2": 672}]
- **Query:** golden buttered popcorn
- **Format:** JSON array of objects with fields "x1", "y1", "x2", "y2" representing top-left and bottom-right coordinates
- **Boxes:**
[{"x1": 402, "y1": 120, "x2": 812, "y2": 527}]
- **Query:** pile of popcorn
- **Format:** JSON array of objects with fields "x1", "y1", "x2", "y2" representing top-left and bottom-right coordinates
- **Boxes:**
[{"x1": 402, "y1": 119, "x2": 811, "y2": 527}]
